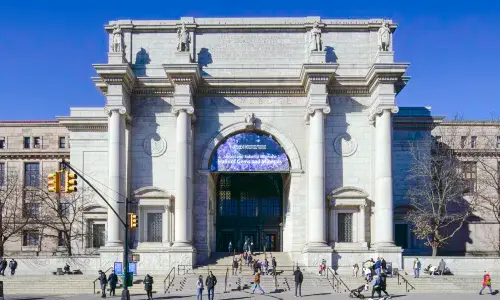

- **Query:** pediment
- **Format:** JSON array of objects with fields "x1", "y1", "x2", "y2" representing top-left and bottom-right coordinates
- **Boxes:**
[
  {"x1": 83, "y1": 205, "x2": 107, "y2": 214},
  {"x1": 133, "y1": 186, "x2": 171, "y2": 200},
  {"x1": 327, "y1": 186, "x2": 369, "y2": 199}
]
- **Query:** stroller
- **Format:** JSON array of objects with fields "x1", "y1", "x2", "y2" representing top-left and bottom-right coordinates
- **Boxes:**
[{"x1": 349, "y1": 284, "x2": 368, "y2": 299}]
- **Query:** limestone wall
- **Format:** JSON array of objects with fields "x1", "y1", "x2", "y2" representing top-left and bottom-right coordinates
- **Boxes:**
[{"x1": 403, "y1": 256, "x2": 500, "y2": 276}]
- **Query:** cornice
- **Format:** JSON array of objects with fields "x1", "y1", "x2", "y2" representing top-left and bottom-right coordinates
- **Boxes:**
[
  {"x1": 57, "y1": 116, "x2": 108, "y2": 132},
  {"x1": 106, "y1": 18, "x2": 397, "y2": 32},
  {"x1": 452, "y1": 149, "x2": 500, "y2": 158},
  {"x1": 197, "y1": 86, "x2": 305, "y2": 96},
  {"x1": 327, "y1": 86, "x2": 370, "y2": 96},
  {"x1": 0, "y1": 151, "x2": 70, "y2": 160},
  {"x1": 93, "y1": 64, "x2": 136, "y2": 94},
  {"x1": 365, "y1": 63, "x2": 409, "y2": 93}
]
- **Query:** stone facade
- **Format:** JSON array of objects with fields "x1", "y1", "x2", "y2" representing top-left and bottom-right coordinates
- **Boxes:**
[
  {"x1": 0, "y1": 121, "x2": 70, "y2": 255},
  {"x1": 2, "y1": 17, "x2": 499, "y2": 274}
]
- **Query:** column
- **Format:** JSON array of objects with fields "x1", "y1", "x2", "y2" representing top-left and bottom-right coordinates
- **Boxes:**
[
  {"x1": 307, "y1": 108, "x2": 328, "y2": 246},
  {"x1": 173, "y1": 108, "x2": 192, "y2": 247},
  {"x1": 374, "y1": 109, "x2": 395, "y2": 247},
  {"x1": 106, "y1": 108, "x2": 125, "y2": 247},
  {"x1": 163, "y1": 200, "x2": 171, "y2": 245},
  {"x1": 359, "y1": 204, "x2": 366, "y2": 244}
]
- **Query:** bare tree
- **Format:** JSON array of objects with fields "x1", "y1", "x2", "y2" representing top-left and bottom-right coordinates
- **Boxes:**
[
  {"x1": 467, "y1": 122, "x2": 500, "y2": 254},
  {"x1": 32, "y1": 174, "x2": 92, "y2": 256},
  {"x1": 0, "y1": 170, "x2": 33, "y2": 256},
  {"x1": 405, "y1": 123, "x2": 477, "y2": 256}
]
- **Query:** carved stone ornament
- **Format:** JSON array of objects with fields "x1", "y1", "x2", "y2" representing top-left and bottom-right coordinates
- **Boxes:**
[
  {"x1": 143, "y1": 133, "x2": 167, "y2": 157},
  {"x1": 333, "y1": 133, "x2": 358, "y2": 157},
  {"x1": 177, "y1": 23, "x2": 191, "y2": 52},
  {"x1": 111, "y1": 25, "x2": 124, "y2": 53},
  {"x1": 244, "y1": 112, "x2": 256, "y2": 128},
  {"x1": 378, "y1": 21, "x2": 391, "y2": 52},
  {"x1": 309, "y1": 22, "x2": 323, "y2": 51}
]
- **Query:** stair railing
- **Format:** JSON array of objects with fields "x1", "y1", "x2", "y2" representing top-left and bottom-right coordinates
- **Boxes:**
[
  {"x1": 395, "y1": 270, "x2": 415, "y2": 292},
  {"x1": 93, "y1": 267, "x2": 113, "y2": 294},
  {"x1": 224, "y1": 267, "x2": 229, "y2": 293},
  {"x1": 163, "y1": 267, "x2": 176, "y2": 293},
  {"x1": 273, "y1": 266, "x2": 278, "y2": 292},
  {"x1": 326, "y1": 267, "x2": 350, "y2": 293}
]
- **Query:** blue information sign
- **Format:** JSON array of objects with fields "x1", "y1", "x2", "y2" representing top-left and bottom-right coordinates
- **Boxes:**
[{"x1": 113, "y1": 262, "x2": 137, "y2": 275}]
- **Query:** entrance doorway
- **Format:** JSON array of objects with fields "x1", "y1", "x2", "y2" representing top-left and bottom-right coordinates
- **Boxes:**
[{"x1": 216, "y1": 173, "x2": 283, "y2": 252}]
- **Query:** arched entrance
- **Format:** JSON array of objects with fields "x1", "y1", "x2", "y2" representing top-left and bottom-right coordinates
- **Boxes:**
[
  {"x1": 207, "y1": 129, "x2": 295, "y2": 253},
  {"x1": 216, "y1": 173, "x2": 283, "y2": 252}
]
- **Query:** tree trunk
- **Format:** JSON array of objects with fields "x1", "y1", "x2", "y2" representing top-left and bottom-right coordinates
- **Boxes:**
[{"x1": 432, "y1": 246, "x2": 438, "y2": 256}]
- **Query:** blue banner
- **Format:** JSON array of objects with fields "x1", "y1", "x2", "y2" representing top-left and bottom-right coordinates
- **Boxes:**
[
  {"x1": 113, "y1": 262, "x2": 137, "y2": 275},
  {"x1": 210, "y1": 132, "x2": 290, "y2": 172}
]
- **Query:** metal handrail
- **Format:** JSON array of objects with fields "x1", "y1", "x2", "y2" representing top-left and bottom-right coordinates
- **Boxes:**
[
  {"x1": 395, "y1": 270, "x2": 416, "y2": 292},
  {"x1": 93, "y1": 267, "x2": 113, "y2": 294},
  {"x1": 224, "y1": 267, "x2": 229, "y2": 293},
  {"x1": 326, "y1": 267, "x2": 350, "y2": 293},
  {"x1": 273, "y1": 266, "x2": 278, "y2": 292},
  {"x1": 163, "y1": 267, "x2": 176, "y2": 293}
]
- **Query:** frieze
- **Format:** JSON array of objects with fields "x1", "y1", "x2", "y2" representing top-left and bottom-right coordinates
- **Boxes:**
[
  {"x1": 198, "y1": 97, "x2": 307, "y2": 107},
  {"x1": 134, "y1": 88, "x2": 174, "y2": 96},
  {"x1": 197, "y1": 87, "x2": 305, "y2": 96},
  {"x1": 328, "y1": 86, "x2": 370, "y2": 95}
]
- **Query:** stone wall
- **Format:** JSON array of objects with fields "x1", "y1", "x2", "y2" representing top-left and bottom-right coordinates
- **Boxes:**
[{"x1": 403, "y1": 256, "x2": 500, "y2": 276}]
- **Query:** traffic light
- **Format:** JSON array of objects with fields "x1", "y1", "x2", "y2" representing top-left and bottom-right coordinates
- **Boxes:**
[
  {"x1": 64, "y1": 171, "x2": 78, "y2": 193},
  {"x1": 47, "y1": 172, "x2": 61, "y2": 193},
  {"x1": 129, "y1": 213, "x2": 138, "y2": 229}
]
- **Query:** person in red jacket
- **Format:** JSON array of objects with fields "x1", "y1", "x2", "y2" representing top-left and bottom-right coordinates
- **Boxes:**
[{"x1": 480, "y1": 271, "x2": 494, "y2": 295}]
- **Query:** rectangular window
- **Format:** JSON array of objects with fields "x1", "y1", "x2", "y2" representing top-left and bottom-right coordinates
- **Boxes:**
[
  {"x1": 471, "y1": 136, "x2": 477, "y2": 149},
  {"x1": 337, "y1": 213, "x2": 353, "y2": 243},
  {"x1": 0, "y1": 163, "x2": 5, "y2": 188},
  {"x1": 24, "y1": 137, "x2": 31, "y2": 149},
  {"x1": 92, "y1": 224, "x2": 106, "y2": 248},
  {"x1": 33, "y1": 137, "x2": 41, "y2": 148},
  {"x1": 22, "y1": 230, "x2": 39, "y2": 246},
  {"x1": 462, "y1": 161, "x2": 477, "y2": 193},
  {"x1": 24, "y1": 163, "x2": 40, "y2": 187},
  {"x1": 24, "y1": 202, "x2": 40, "y2": 218},
  {"x1": 59, "y1": 137, "x2": 66, "y2": 149},
  {"x1": 147, "y1": 213, "x2": 163, "y2": 242},
  {"x1": 0, "y1": 137, "x2": 5, "y2": 149},
  {"x1": 59, "y1": 202, "x2": 70, "y2": 217},
  {"x1": 395, "y1": 223, "x2": 409, "y2": 249},
  {"x1": 58, "y1": 231, "x2": 67, "y2": 247}
]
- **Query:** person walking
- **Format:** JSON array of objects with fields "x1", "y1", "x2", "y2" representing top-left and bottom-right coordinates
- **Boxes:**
[
  {"x1": 108, "y1": 270, "x2": 118, "y2": 296},
  {"x1": 144, "y1": 274, "x2": 154, "y2": 300},
  {"x1": 9, "y1": 259, "x2": 17, "y2": 276},
  {"x1": 0, "y1": 258, "x2": 7, "y2": 276},
  {"x1": 375, "y1": 257, "x2": 382, "y2": 276},
  {"x1": 98, "y1": 270, "x2": 108, "y2": 298},
  {"x1": 252, "y1": 272, "x2": 265, "y2": 294},
  {"x1": 294, "y1": 266, "x2": 304, "y2": 297},
  {"x1": 228, "y1": 241, "x2": 233, "y2": 255},
  {"x1": 381, "y1": 257, "x2": 387, "y2": 274},
  {"x1": 353, "y1": 263, "x2": 359, "y2": 277},
  {"x1": 413, "y1": 258, "x2": 421, "y2": 278},
  {"x1": 205, "y1": 271, "x2": 217, "y2": 300},
  {"x1": 239, "y1": 254, "x2": 243, "y2": 274},
  {"x1": 369, "y1": 274, "x2": 381, "y2": 300},
  {"x1": 248, "y1": 254, "x2": 253, "y2": 268},
  {"x1": 233, "y1": 258, "x2": 239, "y2": 275},
  {"x1": 243, "y1": 251, "x2": 248, "y2": 266},
  {"x1": 480, "y1": 271, "x2": 494, "y2": 295},
  {"x1": 379, "y1": 273, "x2": 392, "y2": 299},
  {"x1": 264, "y1": 258, "x2": 269, "y2": 275},
  {"x1": 197, "y1": 275, "x2": 204, "y2": 300}
]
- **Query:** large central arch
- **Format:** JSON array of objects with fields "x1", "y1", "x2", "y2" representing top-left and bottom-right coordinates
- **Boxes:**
[{"x1": 200, "y1": 121, "x2": 302, "y2": 253}]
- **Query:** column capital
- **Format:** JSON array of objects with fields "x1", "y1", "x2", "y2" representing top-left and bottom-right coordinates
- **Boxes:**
[
  {"x1": 304, "y1": 105, "x2": 330, "y2": 125},
  {"x1": 171, "y1": 106, "x2": 195, "y2": 116},
  {"x1": 104, "y1": 105, "x2": 128, "y2": 116},
  {"x1": 368, "y1": 105, "x2": 399, "y2": 124},
  {"x1": 93, "y1": 64, "x2": 135, "y2": 95}
]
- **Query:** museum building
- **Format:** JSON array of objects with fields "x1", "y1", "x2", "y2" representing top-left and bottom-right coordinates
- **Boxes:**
[{"x1": 2, "y1": 17, "x2": 499, "y2": 273}]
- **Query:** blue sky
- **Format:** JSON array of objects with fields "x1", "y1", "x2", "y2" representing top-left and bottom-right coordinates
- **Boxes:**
[{"x1": 0, "y1": 0, "x2": 499, "y2": 120}]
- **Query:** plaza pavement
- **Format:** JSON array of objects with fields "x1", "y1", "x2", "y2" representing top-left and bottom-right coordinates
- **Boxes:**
[{"x1": 5, "y1": 290, "x2": 495, "y2": 300}]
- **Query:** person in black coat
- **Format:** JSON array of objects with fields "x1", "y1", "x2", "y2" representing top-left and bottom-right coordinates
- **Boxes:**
[
  {"x1": 98, "y1": 270, "x2": 108, "y2": 298},
  {"x1": 9, "y1": 259, "x2": 17, "y2": 276},
  {"x1": 294, "y1": 267, "x2": 304, "y2": 297},
  {"x1": 205, "y1": 271, "x2": 217, "y2": 300},
  {"x1": 0, "y1": 258, "x2": 7, "y2": 276},
  {"x1": 108, "y1": 270, "x2": 118, "y2": 296}
]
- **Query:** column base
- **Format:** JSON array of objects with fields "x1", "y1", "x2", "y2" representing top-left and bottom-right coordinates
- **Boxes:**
[
  {"x1": 302, "y1": 242, "x2": 332, "y2": 266},
  {"x1": 105, "y1": 240, "x2": 123, "y2": 248}
]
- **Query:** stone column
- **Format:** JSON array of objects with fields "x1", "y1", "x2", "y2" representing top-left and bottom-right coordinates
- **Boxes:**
[
  {"x1": 359, "y1": 204, "x2": 366, "y2": 244},
  {"x1": 307, "y1": 107, "x2": 330, "y2": 247},
  {"x1": 173, "y1": 107, "x2": 194, "y2": 247},
  {"x1": 163, "y1": 200, "x2": 172, "y2": 245},
  {"x1": 374, "y1": 108, "x2": 397, "y2": 247},
  {"x1": 105, "y1": 106, "x2": 126, "y2": 247}
]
